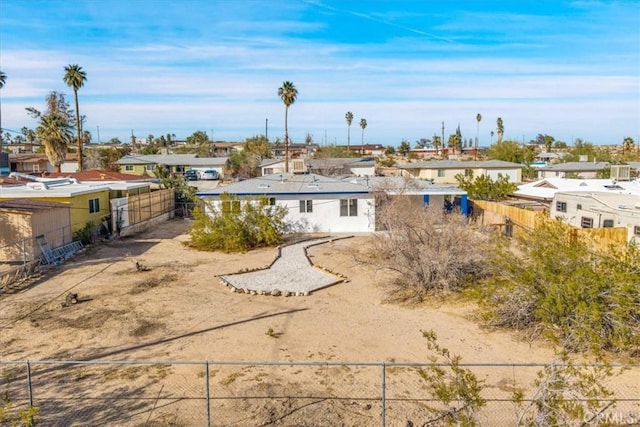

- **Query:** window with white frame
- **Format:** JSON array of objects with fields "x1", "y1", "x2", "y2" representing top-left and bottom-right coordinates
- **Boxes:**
[
  {"x1": 299, "y1": 200, "x2": 313, "y2": 213},
  {"x1": 268, "y1": 197, "x2": 276, "y2": 206},
  {"x1": 145, "y1": 164, "x2": 155, "y2": 171},
  {"x1": 602, "y1": 219, "x2": 614, "y2": 228},
  {"x1": 124, "y1": 165, "x2": 134, "y2": 172},
  {"x1": 437, "y1": 169, "x2": 445, "y2": 177},
  {"x1": 89, "y1": 198, "x2": 100, "y2": 214},
  {"x1": 581, "y1": 216, "x2": 593, "y2": 228},
  {"x1": 340, "y1": 199, "x2": 358, "y2": 217},
  {"x1": 634, "y1": 226, "x2": 640, "y2": 237},
  {"x1": 556, "y1": 201, "x2": 567, "y2": 212}
]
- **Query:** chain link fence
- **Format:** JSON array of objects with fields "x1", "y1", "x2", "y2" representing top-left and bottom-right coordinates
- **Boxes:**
[{"x1": 1, "y1": 360, "x2": 638, "y2": 426}]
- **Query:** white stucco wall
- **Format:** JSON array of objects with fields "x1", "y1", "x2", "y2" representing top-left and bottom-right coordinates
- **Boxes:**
[{"x1": 201, "y1": 194, "x2": 375, "y2": 234}]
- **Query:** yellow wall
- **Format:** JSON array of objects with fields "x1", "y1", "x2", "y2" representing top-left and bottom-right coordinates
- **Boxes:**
[
  {"x1": 17, "y1": 190, "x2": 110, "y2": 232},
  {"x1": 120, "y1": 164, "x2": 155, "y2": 176}
]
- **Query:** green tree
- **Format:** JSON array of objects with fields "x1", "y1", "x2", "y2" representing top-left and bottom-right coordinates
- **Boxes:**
[
  {"x1": 187, "y1": 195, "x2": 288, "y2": 253},
  {"x1": 26, "y1": 91, "x2": 73, "y2": 172},
  {"x1": 622, "y1": 136, "x2": 635, "y2": 154},
  {"x1": 485, "y1": 216, "x2": 640, "y2": 354},
  {"x1": 486, "y1": 139, "x2": 523, "y2": 163},
  {"x1": 63, "y1": 64, "x2": 87, "y2": 171},
  {"x1": 496, "y1": 117, "x2": 504, "y2": 143},
  {"x1": 278, "y1": 81, "x2": 298, "y2": 173},
  {"x1": 186, "y1": 130, "x2": 209, "y2": 146},
  {"x1": 345, "y1": 111, "x2": 353, "y2": 151},
  {"x1": 398, "y1": 140, "x2": 411, "y2": 157},
  {"x1": 243, "y1": 135, "x2": 272, "y2": 159},
  {"x1": 455, "y1": 171, "x2": 517, "y2": 200}
]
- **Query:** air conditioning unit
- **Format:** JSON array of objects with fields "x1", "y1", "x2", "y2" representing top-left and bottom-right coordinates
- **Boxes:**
[{"x1": 292, "y1": 159, "x2": 306, "y2": 173}]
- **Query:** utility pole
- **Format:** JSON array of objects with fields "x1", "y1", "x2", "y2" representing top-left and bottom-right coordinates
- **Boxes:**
[
  {"x1": 265, "y1": 118, "x2": 268, "y2": 141},
  {"x1": 96, "y1": 126, "x2": 100, "y2": 143}
]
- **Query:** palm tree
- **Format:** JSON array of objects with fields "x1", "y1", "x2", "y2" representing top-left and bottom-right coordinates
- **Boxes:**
[
  {"x1": 345, "y1": 111, "x2": 354, "y2": 153},
  {"x1": 490, "y1": 131, "x2": 495, "y2": 144},
  {"x1": 433, "y1": 134, "x2": 441, "y2": 156},
  {"x1": 0, "y1": 70, "x2": 6, "y2": 152},
  {"x1": 277, "y1": 81, "x2": 298, "y2": 173},
  {"x1": 63, "y1": 64, "x2": 87, "y2": 171},
  {"x1": 37, "y1": 114, "x2": 71, "y2": 173},
  {"x1": 475, "y1": 113, "x2": 482, "y2": 160},
  {"x1": 359, "y1": 118, "x2": 367, "y2": 155},
  {"x1": 496, "y1": 117, "x2": 504, "y2": 144}
]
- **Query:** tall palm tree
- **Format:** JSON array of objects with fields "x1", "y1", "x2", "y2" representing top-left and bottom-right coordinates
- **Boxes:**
[
  {"x1": 63, "y1": 64, "x2": 87, "y2": 171},
  {"x1": 0, "y1": 70, "x2": 6, "y2": 152},
  {"x1": 496, "y1": 117, "x2": 504, "y2": 144},
  {"x1": 345, "y1": 111, "x2": 353, "y2": 152},
  {"x1": 277, "y1": 81, "x2": 298, "y2": 173},
  {"x1": 359, "y1": 118, "x2": 367, "y2": 155},
  {"x1": 475, "y1": 113, "x2": 482, "y2": 160}
]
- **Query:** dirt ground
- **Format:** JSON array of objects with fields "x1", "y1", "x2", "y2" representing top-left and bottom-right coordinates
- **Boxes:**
[{"x1": 0, "y1": 218, "x2": 636, "y2": 426}]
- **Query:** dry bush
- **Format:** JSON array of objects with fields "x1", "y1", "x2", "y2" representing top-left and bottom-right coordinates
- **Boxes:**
[{"x1": 367, "y1": 196, "x2": 489, "y2": 301}]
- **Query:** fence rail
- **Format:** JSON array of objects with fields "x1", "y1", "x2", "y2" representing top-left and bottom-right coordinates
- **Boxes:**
[{"x1": 1, "y1": 360, "x2": 638, "y2": 426}]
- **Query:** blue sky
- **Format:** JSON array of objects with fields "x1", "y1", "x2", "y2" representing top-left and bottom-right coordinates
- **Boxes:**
[{"x1": 1, "y1": 0, "x2": 639, "y2": 146}]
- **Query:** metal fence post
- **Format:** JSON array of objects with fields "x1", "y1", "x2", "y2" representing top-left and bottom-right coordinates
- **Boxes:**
[
  {"x1": 205, "y1": 361, "x2": 211, "y2": 427},
  {"x1": 26, "y1": 360, "x2": 35, "y2": 426},
  {"x1": 381, "y1": 362, "x2": 386, "y2": 427}
]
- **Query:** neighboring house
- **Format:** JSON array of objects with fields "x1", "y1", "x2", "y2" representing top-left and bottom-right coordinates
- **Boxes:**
[
  {"x1": 211, "y1": 142, "x2": 244, "y2": 156},
  {"x1": 271, "y1": 143, "x2": 319, "y2": 159},
  {"x1": 197, "y1": 173, "x2": 375, "y2": 233},
  {"x1": 0, "y1": 176, "x2": 148, "y2": 233},
  {"x1": 514, "y1": 177, "x2": 640, "y2": 205},
  {"x1": 259, "y1": 157, "x2": 377, "y2": 177},
  {"x1": 399, "y1": 160, "x2": 523, "y2": 184},
  {"x1": 3, "y1": 141, "x2": 42, "y2": 154},
  {"x1": 44, "y1": 170, "x2": 154, "y2": 198},
  {"x1": 536, "y1": 161, "x2": 609, "y2": 179},
  {"x1": 9, "y1": 153, "x2": 80, "y2": 174},
  {"x1": 535, "y1": 152, "x2": 564, "y2": 163},
  {"x1": 0, "y1": 199, "x2": 72, "y2": 263},
  {"x1": 343, "y1": 144, "x2": 386, "y2": 156},
  {"x1": 117, "y1": 154, "x2": 228, "y2": 179},
  {"x1": 551, "y1": 191, "x2": 640, "y2": 243}
]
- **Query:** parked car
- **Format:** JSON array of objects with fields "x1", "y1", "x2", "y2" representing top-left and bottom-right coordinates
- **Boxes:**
[
  {"x1": 200, "y1": 169, "x2": 220, "y2": 180},
  {"x1": 185, "y1": 170, "x2": 199, "y2": 181}
]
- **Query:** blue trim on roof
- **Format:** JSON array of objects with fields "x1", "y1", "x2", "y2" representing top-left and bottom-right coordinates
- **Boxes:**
[{"x1": 197, "y1": 191, "x2": 370, "y2": 197}]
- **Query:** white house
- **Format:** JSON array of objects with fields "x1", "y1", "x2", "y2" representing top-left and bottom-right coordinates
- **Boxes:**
[
  {"x1": 197, "y1": 173, "x2": 376, "y2": 233},
  {"x1": 536, "y1": 161, "x2": 609, "y2": 179},
  {"x1": 259, "y1": 157, "x2": 376, "y2": 177},
  {"x1": 551, "y1": 191, "x2": 640, "y2": 243},
  {"x1": 398, "y1": 160, "x2": 522, "y2": 184}
]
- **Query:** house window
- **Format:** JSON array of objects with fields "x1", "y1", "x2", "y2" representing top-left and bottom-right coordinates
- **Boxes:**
[
  {"x1": 634, "y1": 226, "x2": 640, "y2": 237},
  {"x1": 464, "y1": 169, "x2": 472, "y2": 177},
  {"x1": 581, "y1": 217, "x2": 593, "y2": 228},
  {"x1": 124, "y1": 165, "x2": 134, "y2": 172},
  {"x1": 340, "y1": 199, "x2": 358, "y2": 217},
  {"x1": 576, "y1": 204, "x2": 582, "y2": 210},
  {"x1": 556, "y1": 201, "x2": 567, "y2": 212},
  {"x1": 32, "y1": 165, "x2": 40, "y2": 172},
  {"x1": 145, "y1": 164, "x2": 155, "y2": 171},
  {"x1": 222, "y1": 200, "x2": 241, "y2": 214},
  {"x1": 300, "y1": 200, "x2": 313, "y2": 213},
  {"x1": 602, "y1": 219, "x2": 614, "y2": 228},
  {"x1": 437, "y1": 169, "x2": 445, "y2": 177},
  {"x1": 268, "y1": 197, "x2": 276, "y2": 206},
  {"x1": 89, "y1": 198, "x2": 100, "y2": 214}
]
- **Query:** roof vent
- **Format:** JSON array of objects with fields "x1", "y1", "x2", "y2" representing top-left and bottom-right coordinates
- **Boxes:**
[
  {"x1": 26, "y1": 182, "x2": 48, "y2": 190},
  {"x1": 258, "y1": 183, "x2": 270, "y2": 189}
]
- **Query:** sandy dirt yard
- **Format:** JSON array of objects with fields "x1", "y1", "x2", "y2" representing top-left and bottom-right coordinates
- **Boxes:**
[{"x1": 0, "y1": 218, "x2": 637, "y2": 426}]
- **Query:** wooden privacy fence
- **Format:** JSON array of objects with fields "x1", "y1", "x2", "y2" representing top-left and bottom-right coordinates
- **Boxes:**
[
  {"x1": 127, "y1": 188, "x2": 175, "y2": 226},
  {"x1": 472, "y1": 199, "x2": 628, "y2": 250}
]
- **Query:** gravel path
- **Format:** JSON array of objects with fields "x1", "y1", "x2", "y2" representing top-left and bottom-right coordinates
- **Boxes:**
[{"x1": 219, "y1": 237, "x2": 345, "y2": 295}]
